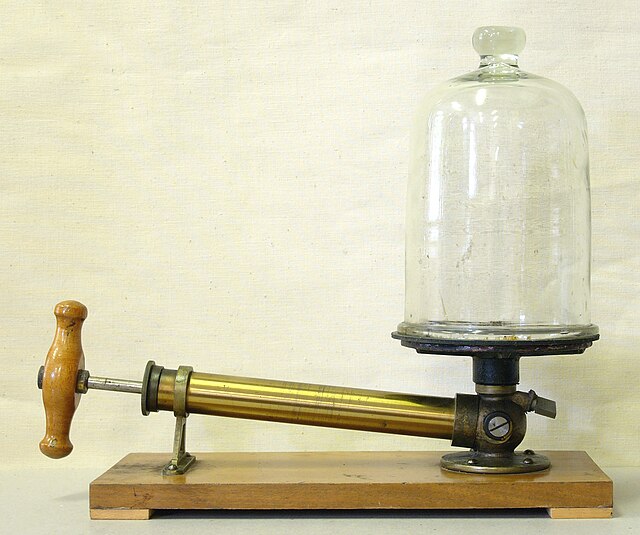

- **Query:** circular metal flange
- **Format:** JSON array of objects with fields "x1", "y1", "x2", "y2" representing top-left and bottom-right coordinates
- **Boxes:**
[
  {"x1": 440, "y1": 450, "x2": 550, "y2": 474},
  {"x1": 392, "y1": 332, "x2": 599, "y2": 357},
  {"x1": 141, "y1": 360, "x2": 164, "y2": 416}
]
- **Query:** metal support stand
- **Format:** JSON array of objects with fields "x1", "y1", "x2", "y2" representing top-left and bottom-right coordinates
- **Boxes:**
[
  {"x1": 162, "y1": 366, "x2": 196, "y2": 476},
  {"x1": 162, "y1": 414, "x2": 195, "y2": 475}
]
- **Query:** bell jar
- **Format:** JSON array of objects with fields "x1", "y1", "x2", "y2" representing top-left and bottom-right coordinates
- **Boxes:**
[{"x1": 396, "y1": 26, "x2": 598, "y2": 346}]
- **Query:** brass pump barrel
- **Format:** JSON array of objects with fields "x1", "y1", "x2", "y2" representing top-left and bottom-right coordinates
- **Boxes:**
[{"x1": 152, "y1": 367, "x2": 455, "y2": 440}]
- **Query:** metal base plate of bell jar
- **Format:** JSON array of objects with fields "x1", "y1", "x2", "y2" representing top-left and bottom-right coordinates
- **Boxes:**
[{"x1": 391, "y1": 332, "x2": 599, "y2": 357}]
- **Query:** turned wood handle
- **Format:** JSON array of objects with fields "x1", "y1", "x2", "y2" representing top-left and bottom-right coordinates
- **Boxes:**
[{"x1": 39, "y1": 300, "x2": 88, "y2": 458}]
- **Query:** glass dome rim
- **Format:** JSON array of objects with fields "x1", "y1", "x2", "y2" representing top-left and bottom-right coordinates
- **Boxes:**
[{"x1": 395, "y1": 320, "x2": 600, "y2": 341}]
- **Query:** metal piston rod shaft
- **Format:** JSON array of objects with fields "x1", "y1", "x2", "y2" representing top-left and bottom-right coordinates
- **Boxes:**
[{"x1": 38, "y1": 367, "x2": 143, "y2": 395}]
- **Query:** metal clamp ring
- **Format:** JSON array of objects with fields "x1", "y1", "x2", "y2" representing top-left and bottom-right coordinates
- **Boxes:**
[
  {"x1": 173, "y1": 365, "x2": 193, "y2": 417},
  {"x1": 141, "y1": 360, "x2": 164, "y2": 416}
]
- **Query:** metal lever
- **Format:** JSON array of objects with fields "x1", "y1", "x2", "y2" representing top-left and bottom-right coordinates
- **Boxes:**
[
  {"x1": 514, "y1": 389, "x2": 556, "y2": 419},
  {"x1": 531, "y1": 395, "x2": 557, "y2": 419}
]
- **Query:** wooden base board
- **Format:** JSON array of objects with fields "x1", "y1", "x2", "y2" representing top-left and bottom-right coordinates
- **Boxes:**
[{"x1": 89, "y1": 450, "x2": 612, "y2": 520}]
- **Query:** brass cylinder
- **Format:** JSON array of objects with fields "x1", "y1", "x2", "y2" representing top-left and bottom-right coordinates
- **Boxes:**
[{"x1": 157, "y1": 370, "x2": 455, "y2": 440}]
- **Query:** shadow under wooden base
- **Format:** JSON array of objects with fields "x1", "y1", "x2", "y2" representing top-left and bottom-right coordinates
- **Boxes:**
[{"x1": 89, "y1": 450, "x2": 612, "y2": 520}]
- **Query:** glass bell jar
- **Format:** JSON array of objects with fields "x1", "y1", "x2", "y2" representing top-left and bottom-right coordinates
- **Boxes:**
[{"x1": 396, "y1": 26, "x2": 598, "y2": 347}]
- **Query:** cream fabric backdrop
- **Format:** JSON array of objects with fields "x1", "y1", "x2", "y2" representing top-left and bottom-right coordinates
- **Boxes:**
[{"x1": 1, "y1": 1, "x2": 638, "y2": 469}]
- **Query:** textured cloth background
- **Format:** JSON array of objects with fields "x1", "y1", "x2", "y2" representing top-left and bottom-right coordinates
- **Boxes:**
[{"x1": 1, "y1": 1, "x2": 638, "y2": 469}]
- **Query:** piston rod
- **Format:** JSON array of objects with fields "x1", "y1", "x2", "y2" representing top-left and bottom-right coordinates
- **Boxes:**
[
  {"x1": 86, "y1": 376, "x2": 142, "y2": 394},
  {"x1": 38, "y1": 366, "x2": 143, "y2": 395}
]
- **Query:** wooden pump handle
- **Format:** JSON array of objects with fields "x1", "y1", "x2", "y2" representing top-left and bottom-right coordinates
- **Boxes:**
[{"x1": 39, "y1": 301, "x2": 88, "y2": 459}]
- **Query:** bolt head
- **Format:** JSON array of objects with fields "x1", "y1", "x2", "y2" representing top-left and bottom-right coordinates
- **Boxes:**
[
  {"x1": 467, "y1": 458, "x2": 478, "y2": 465},
  {"x1": 37, "y1": 366, "x2": 45, "y2": 389},
  {"x1": 523, "y1": 457, "x2": 533, "y2": 465}
]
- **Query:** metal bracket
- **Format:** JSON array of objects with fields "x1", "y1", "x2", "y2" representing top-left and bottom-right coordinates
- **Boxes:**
[{"x1": 162, "y1": 365, "x2": 196, "y2": 476}]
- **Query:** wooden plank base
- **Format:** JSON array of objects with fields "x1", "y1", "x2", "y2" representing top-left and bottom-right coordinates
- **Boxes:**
[{"x1": 89, "y1": 450, "x2": 612, "y2": 520}]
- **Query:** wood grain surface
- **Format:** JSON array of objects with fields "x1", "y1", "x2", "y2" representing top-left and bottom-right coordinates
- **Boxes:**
[
  {"x1": 39, "y1": 301, "x2": 88, "y2": 459},
  {"x1": 89, "y1": 450, "x2": 612, "y2": 519}
]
